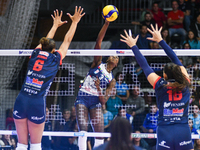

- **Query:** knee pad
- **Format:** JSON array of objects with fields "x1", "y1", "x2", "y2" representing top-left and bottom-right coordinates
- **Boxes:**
[
  {"x1": 30, "y1": 143, "x2": 41, "y2": 150},
  {"x1": 16, "y1": 143, "x2": 28, "y2": 150},
  {"x1": 78, "y1": 131, "x2": 87, "y2": 150}
]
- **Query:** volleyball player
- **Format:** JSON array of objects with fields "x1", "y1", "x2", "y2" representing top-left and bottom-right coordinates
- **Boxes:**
[
  {"x1": 13, "y1": 7, "x2": 85, "y2": 150},
  {"x1": 75, "y1": 20, "x2": 119, "y2": 150},
  {"x1": 120, "y1": 24, "x2": 193, "y2": 150}
]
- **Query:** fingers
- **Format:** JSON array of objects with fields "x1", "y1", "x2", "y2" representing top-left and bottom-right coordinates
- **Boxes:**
[
  {"x1": 150, "y1": 24, "x2": 155, "y2": 32},
  {"x1": 146, "y1": 37, "x2": 155, "y2": 41},
  {"x1": 155, "y1": 24, "x2": 158, "y2": 31},
  {"x1": 56, "y1": 9, "x2": 59, "y2": 16},
  {"x1": 60, "y1": 10, "x2": 63, "y2": 17},
  {"x1": 124, "y1": 29, "x2": 129, "y2": 37},
  {"x1": 67, "y1": 13, "x2": 72, "y2": 19},
  {"x1": 147, "y1": 28, "x2": 153, "y2": 35},
  {"x1": 54, "y1": 10, "x2": 57, "y2": 17},
  {"x1": 159, "y1": 26, "x2": 163, "y2": 33},
  {"x1": 120, "y1": 34, "x2": 127, "y2": 40},
  {"x1": 75, "y1": 6, "x2": 78, "y2": 13},
  {"x1": 51, "y1": 14, "x2": 55, "y2": 20},
  {"x1": 135, "y1": 35, "x2": 139, "y2": 41}
]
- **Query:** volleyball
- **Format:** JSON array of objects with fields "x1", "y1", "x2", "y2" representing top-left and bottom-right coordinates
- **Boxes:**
[{"x1": 102, "y1": 5, "x2": 119, "y2": 22}]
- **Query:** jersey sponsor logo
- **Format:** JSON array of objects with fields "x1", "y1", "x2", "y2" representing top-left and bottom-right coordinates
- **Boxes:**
[
  {"x1": 163, "y1": 108, "x2": 184, "y2": 116},
  {"x1": 164, "y1": 102, "x2": 171, "y2": 108},
  {"x1": 158, "y1": 141, "x2": 170, "y2": 149},
  {"x1": 13, "y1": 110, "x2": 21, "y2": 118},
  {"x1": 94, "y1": 69, "x2": 99, "y2": 74},
  {"x1": 27, "y1": 70, "x2": 33, "y2": 75},
  {"x1": 24, "y1": 88, "x2": 38, "y2": 94},
  {"x1": 25, "y1": 77, "x2": 44, "y2": 88},
  {"x1": 39, "y1": 51, "x2": 49, "y2": 57},
  {"x1": 163, "y1": 102, "x2": 185, "y2": 108},
  {"x1": 27, "y1": 70, "x2": 46, "y2": 78},
  {"x1": 170, "y1": 117, "x2": 181, "y2": 122},
  {"x1": 31, "y1": 116, "x2": 44, "y2": 121},
  {"x1": 179, "y1": 140, "x2": 192, "y2": 146}
]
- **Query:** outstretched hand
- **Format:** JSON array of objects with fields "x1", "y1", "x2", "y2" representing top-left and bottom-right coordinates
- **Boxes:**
[
  {"x1": 51, "y1": 9, "x2": 67, "y2": 28},
  {"x1": 120, "y1": 30, "x2": 139, "y2": 48},
  {"x1": 67, "y1": 6, "x2": 85, "y2": 24},
  {"x1": 146, "y1": 24, "x2": 163, "y2": 43}
]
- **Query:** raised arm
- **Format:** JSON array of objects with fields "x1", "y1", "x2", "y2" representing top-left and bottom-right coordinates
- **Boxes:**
[
  {"x1": 147, "y1": 24, "x2": 189, "y2": 79},
  {"x1": 120, "y1": 30, "x2": 159, "y2": 87},
  {"x1": 58, "y1": 6, "x2": 85, "y2": 60},
  {"x1": 35, "y1": 10, "x2": 67, "y2": 49},
  {"x1": 91, "y1": 21, "x2": 110, "y2": 68}
]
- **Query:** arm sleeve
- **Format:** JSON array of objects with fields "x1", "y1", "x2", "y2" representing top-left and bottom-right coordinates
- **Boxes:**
[
  {"x1": 131, "y1": 45, "x2": 154, "y2": 77},
  {"x1": 159, "y1": 40, "x2": 183, "y2": 66}
]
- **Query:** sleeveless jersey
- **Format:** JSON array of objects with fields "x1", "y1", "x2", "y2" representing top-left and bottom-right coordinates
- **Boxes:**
[
  {"x1": 153, "y1": 77, "x2": 190, "y2": 126},
  {"x1": 21, "y1": 48, "x2": 62, "y2": 97},
  {"x1": 79, "y1": 63, "x2": 114, "y2": 96}
]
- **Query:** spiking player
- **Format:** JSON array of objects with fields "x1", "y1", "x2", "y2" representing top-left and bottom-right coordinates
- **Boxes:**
[
  {"x1": 13, "y1": 7, "x2": 85, "y2": 150},
  {"x1": 120, "y1": 24, "x2": 193, "y2": 150},
  {"x1": 75, "y1": 20, "x2": 119, "y2": 150}
]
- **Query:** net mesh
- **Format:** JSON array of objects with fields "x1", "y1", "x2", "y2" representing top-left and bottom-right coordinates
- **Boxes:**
[
  {"x1": 0, "y1": 51, "x2": 199, "y2": 127},
  {"x1": 0, "y1": 0, "x2": 41, "y2": 131},
  {"x1": 0, "y1": 50, "x2": 200, "y2": 149}
]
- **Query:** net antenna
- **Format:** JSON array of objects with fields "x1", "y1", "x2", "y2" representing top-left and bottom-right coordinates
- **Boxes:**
[{"x1": 0, "y1": 0, "x2": 41, "y2": 128}]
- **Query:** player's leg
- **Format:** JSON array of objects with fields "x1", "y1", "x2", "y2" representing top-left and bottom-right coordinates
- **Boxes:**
[
  {"x1": 156, "y1": 126, "x2": 173, "y2": 150},
  {"x1": 27, "y1": 120, "x2": 45, "y2": 150},
  {"x1": 14, "y1": 118, "x2": 29, "y2": 150},
  {"x1": 174, "y1": 124, "x2": 194, "y2": 150},
  {"x1": 89, "y1": 105, "x2": 104, "y2": 148},
  {"x1": 75, "y1": 104, "x2": 89, "y2": 150}
]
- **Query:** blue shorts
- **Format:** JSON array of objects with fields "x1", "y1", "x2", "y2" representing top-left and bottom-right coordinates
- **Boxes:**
[
  {"x1": 157, "y1": 124, "x2": 193, "y2": 150},
  {"x1": 13, "y1": 93, "x2": 46, "y2": 124},
  {"x1": 75, "y1": 91, "x2": 101, "y2": 109}
]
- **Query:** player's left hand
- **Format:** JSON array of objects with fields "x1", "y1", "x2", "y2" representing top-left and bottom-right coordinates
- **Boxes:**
[
  {"x1": 120, "y1": 30, "x2": 139, "y2": 48},
  {"x1": 51, "y1": 9, "x2": 67, "y2": 28}
]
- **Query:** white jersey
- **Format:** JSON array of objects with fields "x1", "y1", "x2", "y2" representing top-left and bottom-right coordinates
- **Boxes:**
[{"x1": 79, "y1": 63, "x2": 114, "y2": 96}]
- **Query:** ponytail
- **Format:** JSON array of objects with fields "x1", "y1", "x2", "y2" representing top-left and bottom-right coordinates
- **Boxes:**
[{"x1": 164, "y1": 63, "x2": 190, "y2": 93}]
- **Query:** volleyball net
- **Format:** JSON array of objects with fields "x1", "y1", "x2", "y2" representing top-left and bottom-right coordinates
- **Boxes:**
[{"x1": 0, "y1": 49, "x2": 200, "y2": 141}]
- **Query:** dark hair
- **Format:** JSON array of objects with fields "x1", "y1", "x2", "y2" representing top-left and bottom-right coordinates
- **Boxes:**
[
  {"x1": 145, "y1": 11, "x2": 151, "y2": 16},
  {"x1": 152, "y1": 2, "x2": 159, "y2": 7},
  {"x1": 161, "y1": 28, "x2": 171, "y2": 45},
  {"x1": 171, "y1": 0, "x2": 178, "y2": 5},
  {"x1": 188, "y1": 118, "x2": 193, "y2": 123},
  {"x1": 190, "y1": 101, "x2": 200, "y2": 108},
  {"x1": 105, "y1": 117, "x2": 135, "y2": 150},
  {"x1": 186, "y1": 30, "x2": 199, "y2": 44},
  {"x1": 164, "y1": 63, "x2": 190, "y2": 93},
  {"x1": 183, "y1": 42, "x2": 191, "y2": 49},
  {"x1": 39, "y1": 37, "x2": 55, "y2": 52},
  {"x1": 140, "y1": 24, "x2": 147, "y2": 30}
]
